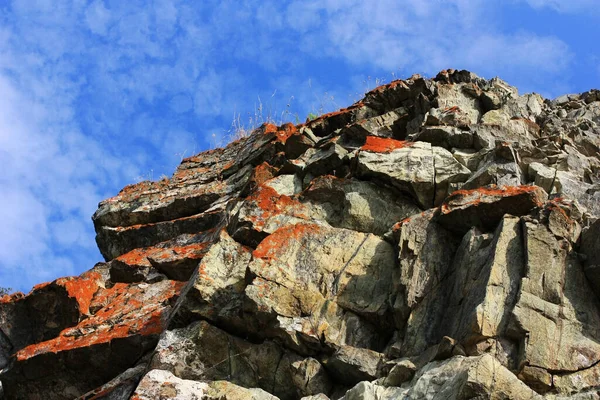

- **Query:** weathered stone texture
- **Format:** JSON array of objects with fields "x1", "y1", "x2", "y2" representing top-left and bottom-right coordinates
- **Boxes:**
[{"x1": 2, "y1": 69, "x2": 600, "y2": 399}]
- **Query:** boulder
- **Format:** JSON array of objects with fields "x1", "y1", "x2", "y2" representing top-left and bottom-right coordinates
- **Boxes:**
[
  {"x1": 228, "y1": 183, "x2": 324, "y2": 247},
  {"x1": 509, "y1": 222, "x2": 600, "y2": 391},
  {"x1": 343, "y1": 356, "x2": 540, "y2": 399},
  {"x1": 435, "y1": 83, "x2": 483, "y2": 124},
  {"x1": 245, "y1": 223, "x2": 397, "y2": 353},
  {"x1": 132, "y1": 370, "x2": 278, "y2": 400},
  {"x1": 460, "y1": 142, "x2": 524, "y2": 189},
  {"x1": 285, "y1": 127, "x2": 317, "y2": 159},
  {"x1": 401, "y1": 355, "x2": 541, "y2": 399},
  {"x1": 300, "y1": 141, "x2": 348, "y2": 178},
  {"x1": 340, "y1": 108, "x2": 410, "y2": 142},
  {"x1": 301, "y1": 175, "x2": 421, "y2": 235},
  {"x1": 132, "y1": 369, "x2": 209, "y2": 400},
  {"x1": 444, "y1": 217, "x2": 524, "y2": 348},
  {"x1": 2, "y1": 279, "x2": 184, "y2": 399},
  {"x1": 0, "y1": 270, "x2": 103, "y2": 368},
  {"x1": 150, "y1": 320, "x2": 302, "y2": 400},
  {"x1": 411, "y1": 125, "x2": 474, "y2": 149},
  {"x1": 394, "y1": 210, "x2": 459, "y2": 337},
  {"x1": 323, "y1": 346, "x2": 384, "y2": 386},
  {"x1": 528, "y1": 162, "x2": 556, "y2": 193},
  {"x1": 436, "y1": 185, "x2": 547, "y2": 234},
  {"x1": 108, "y1": 230, "x2": 217, "y2": 283},
  {"x1": 356, "y1": 139, "x2": 470, "y2": 208},
  {"x1": 171, "y1": 229, "x2": 251, "y2": 329},
  {"x1": 291, "y1": 358, "x2": 333, "y2": 397}
]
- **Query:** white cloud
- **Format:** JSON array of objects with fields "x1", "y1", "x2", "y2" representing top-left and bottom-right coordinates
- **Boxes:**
[
  {"x1": 284, "y1": 0, "x2": 572, "y2": 87},
  {"x1": 154, "y1": 0, "x2": 179, "y2": 38},
  {"x1": 0, "y1": 71, "x2": 115, "y2": 291},
  {"x1": 463, "y1": 33, "x2": 571, "y2": 74},
  {"x1": 84, "y1": 0, "x2": 112, "y2": 36},
  {"x1": 524, "y1": 0, "x2": 599, "y2": 13},
  {"x1": 51, "y1": 219, "x2": 88, "y2": 247},
  {"x1": 0, "y1": 189, "x2": 49, "y2": 266},
  {"x1": 194, "y1": 70, "x2": 224, "y2": 117}
]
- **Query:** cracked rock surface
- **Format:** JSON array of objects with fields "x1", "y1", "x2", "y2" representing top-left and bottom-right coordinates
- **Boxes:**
[{"x1": 2, "y1": 69, "x2": 600, "y2": 399}]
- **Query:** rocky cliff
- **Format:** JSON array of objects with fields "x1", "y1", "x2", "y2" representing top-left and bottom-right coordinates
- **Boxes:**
[{"x1": 1, "y1": 69, "x2": 600, "y2": 399}]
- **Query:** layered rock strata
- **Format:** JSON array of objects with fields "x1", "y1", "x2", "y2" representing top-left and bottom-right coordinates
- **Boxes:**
[{"x1": 1, "y1": 69, "x2": 600, "y2": 399}]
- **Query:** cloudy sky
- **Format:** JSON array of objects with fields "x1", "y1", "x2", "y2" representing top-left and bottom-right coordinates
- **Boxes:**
[{"x1": 0, "y1": 0, "x2": 598, "y2": 293}]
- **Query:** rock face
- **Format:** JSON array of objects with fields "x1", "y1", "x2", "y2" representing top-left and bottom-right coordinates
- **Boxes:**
[{"x1": 1, "y1": 70, "x2": 600, "y2": 399}]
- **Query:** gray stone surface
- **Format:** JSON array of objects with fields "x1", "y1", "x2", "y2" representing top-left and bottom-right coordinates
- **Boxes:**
[{"x1": 4, "y1": 70, "x2": 600, "y2": 399}]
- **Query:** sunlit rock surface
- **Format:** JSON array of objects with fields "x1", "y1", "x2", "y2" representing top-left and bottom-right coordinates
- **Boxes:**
[{"x1": 2, "y1": 70, "x2": 600, "y2": 399}]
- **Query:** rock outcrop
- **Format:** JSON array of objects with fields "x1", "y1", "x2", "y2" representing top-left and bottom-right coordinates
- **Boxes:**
[{"x1": 1, "y1": 69, "x2": 600, "y2": 399}]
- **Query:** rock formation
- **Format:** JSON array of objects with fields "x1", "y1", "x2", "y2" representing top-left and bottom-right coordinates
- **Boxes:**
[{"x1": 1, "y1": 69, "x2": 600, "y2": 399}]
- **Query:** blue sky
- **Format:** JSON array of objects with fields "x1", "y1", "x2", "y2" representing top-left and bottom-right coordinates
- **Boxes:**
[{"x1": 0, "y1": 0, "x2": 598, "y2": 293}]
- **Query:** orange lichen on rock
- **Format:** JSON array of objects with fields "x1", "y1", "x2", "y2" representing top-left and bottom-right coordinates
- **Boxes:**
[
  {"x1": 107, "y1": 179, "x2": 170, "y2": 203},
  {"x1": 88, "y1": 282, "x2": 135, "y2": 315},
  {"x1": 392, "y1": 211, "x2": 430, "y2": 234},
  {"x1": 31, "y1": 281, "x2": 52, "y2": 292},
  {"x1": 441, "y1": 185, "x2": 544, "y2": 214},
  {"x1": 180, "y1": 147, "x2": 224, "y2": 165},
  {"x1": 544, "y1": 200, "x2": 575, "y2": 230},
  {"x1": 361, "y1": 136, "x2": 413, "y2": 153},
  {"x1": 55, "y1": 272, "x2": 102, "y2": 316},
  {"x1": 115, "y1": 241, "x2": 210, "y2": 269},
  {"x1": 366, "y1": 79, "x2": 410, "y2": 95},
  {"x1": 365, "y1": 75, "x2": 426, "y2": 96},
  {"x1": 0, "y1": 292, "x2": 24, "y2": 304},
  {"x1": 15, "y1": 280, "x2": 185, "y2": 362},
  {"x1": 449, "y1": 184, "x2": 541, "y2": 198},
  {"x1": 437, "y1": 186, "x2": 547, "y2": 234},
  {"x1": 15, "y1": 324, "x2": 128, "y2": 362},
  {"x1": 547, "y1": 201, "x2": 570, "y2": 217},
  {"x1": 392, "y1": 217, "x2": 412, "y2": 233},
  {"x1": 252, "y1": 223, "x2": 323, "y2": 260},
  {"x1": 301, "y1": 102, "x2": 365, "y2": 127},
  {"x1": 172, "y1": 165, "x2": 213, "y2": 182},
  {"x1": 18, "y1": 273, "x2": 102, "y2": 315},
  {"x1": 138, "y1": 309, "x2": 167, "y2": 336},
  {"x1": 303, "y1": 174, "x2": 343, "y2": 192},
  {"x1": 262, "y1": 123, "x2": 278, "y2": 134},
  {"x1": 274, "y1": 123, "x2": 298, "y2": 144},
  {"x1": 155, "y1": 243, "x2": 210, "y2": 261},
  {"x1": 115, "y1": 248, "x2": 154, "y2": 267},
  {"x1": 252, "y1": 162, "x2": 278, "y2": 186},
  {"x1": 196, "y1": 262, "x2": 214, "y2": 283},
  {"x1": 247, "y1": 184, "x2": 306, "y2": 221}
]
